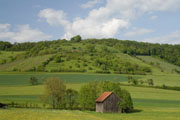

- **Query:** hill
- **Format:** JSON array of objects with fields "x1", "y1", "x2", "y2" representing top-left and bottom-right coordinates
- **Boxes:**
[{"x1": 0, "y1": 38, "x2": 180, "y2": 75}]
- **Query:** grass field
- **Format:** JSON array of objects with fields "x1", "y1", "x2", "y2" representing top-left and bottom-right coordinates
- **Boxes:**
[
  {"x1": 0, "y1": 107, "x2": 180, "y2": 120},
  {"x1": 0, "y1": 84, "x2": 180, "y2": 120},
  {"x1": 0, "y1": 72, "x2": 180, "y2": 120}
]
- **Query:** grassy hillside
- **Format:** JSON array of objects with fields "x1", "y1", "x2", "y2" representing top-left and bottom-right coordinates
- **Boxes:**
[
  {"x1": 0, "y1": 40, "x2": 180, "y2": 76},
  {"x1": 0, "y1": 51, "x2": 24, "y2": 64},
  {"x1": 0, "y1": 54, "x2": 52, "y2": 72},
  {"x1": 137, "y1": 56, "x2": 180, "y2": 74}
]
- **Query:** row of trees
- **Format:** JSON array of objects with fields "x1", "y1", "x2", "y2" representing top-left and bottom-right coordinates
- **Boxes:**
[
  {"x1": 43, "y1": 77, "x2": 133, "y2": 113},
  {"x1": 128, "y1": 76, "x2": 154, "y2": 86}
]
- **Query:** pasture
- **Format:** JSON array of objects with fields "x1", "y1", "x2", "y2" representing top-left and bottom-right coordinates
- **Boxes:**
[
  {"x1": 0, "y1": 72, "x2": 180, "y2": 120},
  {"x1": 0, "y1": 107, "x2": 180, "y2": 120}
]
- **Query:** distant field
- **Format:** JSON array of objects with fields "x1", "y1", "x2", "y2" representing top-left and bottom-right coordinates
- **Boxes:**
[
  {"x1": 0, "y1": 72, "x2": 180, "y2": 87},
  {"x1": 0, "y1": 73, "x2": 129, "y2": 86}
]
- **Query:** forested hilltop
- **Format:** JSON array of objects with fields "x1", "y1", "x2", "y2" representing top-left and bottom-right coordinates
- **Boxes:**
[{"x1": 0, "y1": 35, "x2": 180, "y2": 74}]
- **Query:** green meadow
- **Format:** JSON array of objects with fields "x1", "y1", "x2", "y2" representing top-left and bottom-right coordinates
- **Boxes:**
[
  {"x1": 1, "y1": 107, "x2": 180, "y2": 120},
  {"x1": 0, "y1": 52, "x2": 180, "y2": 120},
  {"x1": 0, "y1": 72, "x2": 180, "y2": 120}
]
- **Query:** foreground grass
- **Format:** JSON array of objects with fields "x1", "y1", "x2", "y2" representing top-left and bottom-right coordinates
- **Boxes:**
[{"x1": 0, "y1": 107, "x2": 180, "y2": 120}]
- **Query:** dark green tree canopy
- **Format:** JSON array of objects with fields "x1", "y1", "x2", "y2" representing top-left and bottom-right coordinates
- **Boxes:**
[{"x1": 70, "y1": 35, "x2": 82, "y2": 42}]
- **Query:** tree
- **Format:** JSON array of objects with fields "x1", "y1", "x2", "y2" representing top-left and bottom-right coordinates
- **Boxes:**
[
  {"x1": 65, "y1": 89, "x2": 78, "y2": 109},
  {"x1": 44, "y1": 77, "x2": 66, "y2": 109},
  {"x1": 70, "y1": 35, "x2": 82, "y2": 42},
  {"x1": 132, "y1": 79, "x2": 139, "y2": 85},
  {"x1": 119, "y1": 89, "x2": 133, "y2": 113},
  {"x1": 147, "y1": 79, "x2": 154, "y2": 86},
  {"x1": 79, "y1": 82, "x2": 99, "y2": 110},
  {"x1": 128, "y1": 76, "x2": 133, "y2": 83},
  {"x1": 128, "y1": 76, "x2": 139, "y2": 85},
  {"x1": 54, "y1": 56, "x2": 62, "y2": 63},
  {"x1": 29, "y1": 76, "x2": 38, "y2": 85}
]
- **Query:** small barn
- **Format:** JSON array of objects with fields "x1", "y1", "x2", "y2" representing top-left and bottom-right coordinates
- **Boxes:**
[{"x1": 96, "y1": 92, "x2": 120, "y2": 113}]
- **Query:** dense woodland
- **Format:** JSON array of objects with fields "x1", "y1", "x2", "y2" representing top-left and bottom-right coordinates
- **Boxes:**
[{"x1": 0, "y1": 35, "x2": 180, "y2": 73}]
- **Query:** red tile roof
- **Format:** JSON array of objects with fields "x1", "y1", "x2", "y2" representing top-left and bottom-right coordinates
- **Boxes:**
[{"x1": 96, "y1": 92, "x2": 113, "y2": 103}]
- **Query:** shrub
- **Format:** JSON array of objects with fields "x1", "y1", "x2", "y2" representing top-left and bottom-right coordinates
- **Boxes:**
[
  {"x1": 29, "y1": 76, "x2": 38, "y2": 85},
  {"x1": 147, "y1": 79, "x2": 154, "y2": 86}
]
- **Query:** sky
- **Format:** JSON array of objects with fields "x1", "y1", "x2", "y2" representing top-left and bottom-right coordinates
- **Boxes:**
[{"x1": 0, "y1": 0, "x2": 180, "y2": 44}]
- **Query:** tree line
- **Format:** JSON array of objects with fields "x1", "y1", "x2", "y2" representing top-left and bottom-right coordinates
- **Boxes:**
[{"x1": 0, "y1": 36, "x2": 180, "y2": 66}]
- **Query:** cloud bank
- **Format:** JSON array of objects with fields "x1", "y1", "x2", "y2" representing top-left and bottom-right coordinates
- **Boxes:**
[
  {"x1": 0, "y1": 24, "x2": 52, "y2": 43},
  {"x1": 39, "y1": 0, "x2": 180, "y2": 41}
]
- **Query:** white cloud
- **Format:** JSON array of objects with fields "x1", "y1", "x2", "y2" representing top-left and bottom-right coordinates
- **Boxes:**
[
  {"x1": 64, "y1": 18, "x2": 129, "y2": 39},
  {"x1": 0, "y1": 24, "x2": 11, "y2": 32},
  {"x1": 39, "y1": 8, "x2": 69, "y2": 27},
  {"x1": 39, "y1": 0, "x2": 180, "y2": 40},
  {"x1": 125, "y1": 27, "x2": 154, "y2": 37},
  {"x1": 150, "y1": 15, "x2": 158, "y2": 20},
  {"x1": 143, "y1": 31, "x2": 180, "y2": 44},
  {"x1": 105, "y1": 0, "x2": 180, "y2": 20},
  {"x1": 0, "y1": 24, "x2": 52, "y2": 43},
  {"x1": 80, "y1": 0, "x2": 103, "y2": 9}
]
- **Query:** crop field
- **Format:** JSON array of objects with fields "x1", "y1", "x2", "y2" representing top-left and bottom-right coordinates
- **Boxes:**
[{"x1": 0, "y1": 73, "x2": 130, "y2": 86}]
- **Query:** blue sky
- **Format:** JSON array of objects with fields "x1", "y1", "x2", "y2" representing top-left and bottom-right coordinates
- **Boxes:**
[{"x1": 0, "y1": 0, "x2": 180, "y2": 44}]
